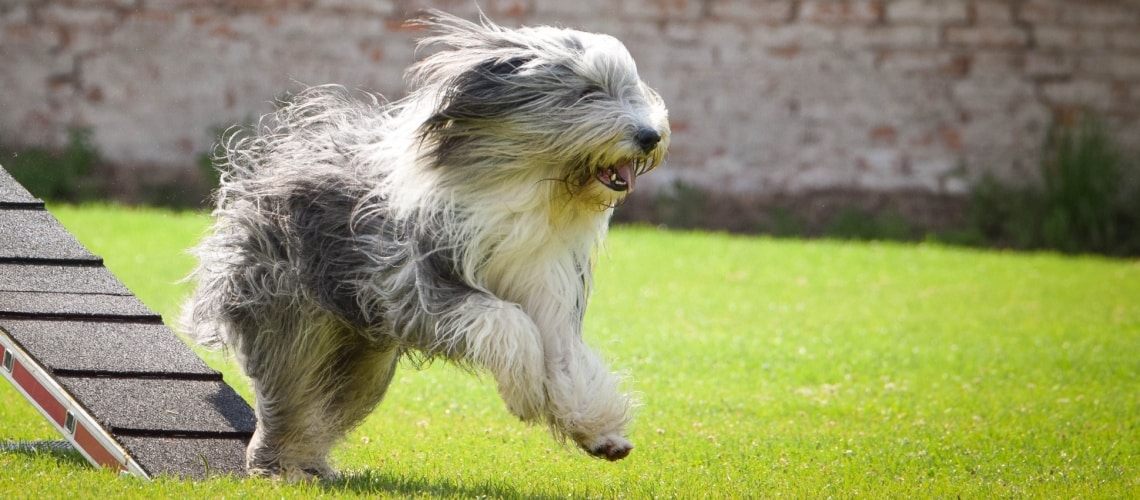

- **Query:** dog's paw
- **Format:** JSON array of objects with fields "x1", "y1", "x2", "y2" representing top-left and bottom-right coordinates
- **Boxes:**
[
  {"x1": 253, "y1": 466, "x2": 339, "y2": 483},
  {"x1": 581, "y1": 433, "x2": 633, "y2": 461},
  {"x1": 249, "y1": 461, "x2": 338, "y2": 482}
]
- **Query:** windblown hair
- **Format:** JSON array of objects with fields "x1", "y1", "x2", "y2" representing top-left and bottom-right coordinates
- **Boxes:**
[{"x1": 182, "y1": 10, "x2": 669, "y2": 480}]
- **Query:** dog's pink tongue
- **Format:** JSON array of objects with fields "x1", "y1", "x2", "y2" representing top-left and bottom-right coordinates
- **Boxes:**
[{"x1": 617, "y1": 162, "x2": 636, "y2": 192}]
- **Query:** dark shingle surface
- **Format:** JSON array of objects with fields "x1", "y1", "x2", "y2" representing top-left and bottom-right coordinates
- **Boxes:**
[
  {"x1": 0, "y1": 165, "x2": 254, "y2": 478},
  {"x1": 0, "y1": 168, "x2": 38, "y2": 204},
  {"x1": 117, "y1": 436, "x2": 249, "y2": 479},
  {"x1": 0, "y1": 320, "x2": 216, "y2": 376},
  {"x1": 0, "y1": 263, "x2": 131, "y2": 295},
  {"x1": 57, "y1": 377, "x2": 256, "y2": 434},
  {"x1": 0, "y1": 291, "x2": 159, "y2": 319},
  {"x1": 0, "y1": 210, "x2": 97, "y2": 262}
]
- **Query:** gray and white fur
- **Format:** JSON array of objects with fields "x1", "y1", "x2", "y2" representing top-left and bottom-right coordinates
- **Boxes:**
[{"x1": 181, "y1": 10, "x2": 669, "y2": 480}]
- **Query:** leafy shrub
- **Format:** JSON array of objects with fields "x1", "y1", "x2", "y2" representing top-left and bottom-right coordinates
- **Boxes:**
[
  {"x1": 1041, "y1": 117, "x2": 1126, "y2": 253},
  {"x1": 644, "y1": 180, "x2": 709, "y2": 229},
  {"x1": 823, "y1": 208, "x2": 917, "y2": 242},
  {"x1": 2, "y1": 128, "x2": 101, "y2": 202},
  {"x1": 969, "y1": 114, "x2": 1140, "y2": 256}
]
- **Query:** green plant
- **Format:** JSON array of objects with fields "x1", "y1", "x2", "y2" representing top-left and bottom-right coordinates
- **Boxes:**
[
  {"x1": 968, "y1": 173, "x2": 1045, "y2": 249},
  {"x1": 2, "y1": 128, "x2": 101, "y2": 202},
  {"x1": 966, "y1": 113, "x2": 1140, "y2": 256},
  {"x1": 823, "y1": 207, "x2": 917, "y2": 241},
  {"x1": 643, "y1": 179, "x2": 708, "y2": 229},
  {"x1": 1040, "y1": 116, "x2": 1126, "y2": 253},
  {"x1": 196, "y1": 145, "x2": 221, "y2": 195},
  {"x1": 764, "y1": 206, "x2": 806, "y2": 237}
]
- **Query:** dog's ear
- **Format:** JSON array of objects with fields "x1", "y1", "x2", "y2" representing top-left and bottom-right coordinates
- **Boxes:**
[
  {"x1": 419, "y1": 54, "x2": 545, "y2": 164},
  {"x1": 427, "y1": 55, "x2": 538, "y2": 123}
]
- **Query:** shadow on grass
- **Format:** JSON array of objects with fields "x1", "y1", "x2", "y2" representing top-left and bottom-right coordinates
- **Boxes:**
[
  {"x1": 0, "y1": 440, "x2": 91, "y2": 469},
  {"x1": 322, "y1": 468, "x2": 561, "y2": 499}
]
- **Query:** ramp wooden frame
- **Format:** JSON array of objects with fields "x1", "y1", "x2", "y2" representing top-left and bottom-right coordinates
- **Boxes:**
[{"x1": 0, "y1": 166, "x2": 255, "y2": 479}]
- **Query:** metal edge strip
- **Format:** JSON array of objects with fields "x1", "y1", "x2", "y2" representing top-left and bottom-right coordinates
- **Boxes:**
[{"x1": 0, "y1": 331, "x2": 150, "y2": 479}]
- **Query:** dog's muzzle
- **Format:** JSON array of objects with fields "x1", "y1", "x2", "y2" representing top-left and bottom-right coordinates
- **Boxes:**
[{"x1": 596, "y1": 128, "x2": 663, "y2": 193}]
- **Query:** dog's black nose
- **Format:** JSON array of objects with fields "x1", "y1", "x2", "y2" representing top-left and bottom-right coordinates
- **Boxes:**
[{"x1": 634, "y1": 128, "x2": 661, "y2": 154}]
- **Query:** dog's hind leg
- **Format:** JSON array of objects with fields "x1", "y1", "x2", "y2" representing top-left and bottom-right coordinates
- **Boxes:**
[
  {"x1": 241, "y1": 314, "x2": 340, "y2": 480},
  {"x1": 242, "y1": 315, "x2": 400, "y2": 480},
  {"x1": 319, "y1": 339, "x2": 402, "y2": 448}
]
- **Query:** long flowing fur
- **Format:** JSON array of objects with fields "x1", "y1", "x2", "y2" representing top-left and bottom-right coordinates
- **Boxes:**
[{"x1": 182, "y1": 10, "x2": 669, "y2": 479}]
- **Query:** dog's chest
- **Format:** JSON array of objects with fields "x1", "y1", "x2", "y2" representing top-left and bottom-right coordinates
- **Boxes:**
[{"x1": 473, "y1": 210, "x2": 602, "y2": 313}]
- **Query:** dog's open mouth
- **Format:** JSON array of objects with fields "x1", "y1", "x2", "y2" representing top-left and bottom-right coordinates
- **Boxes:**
[{"x1": 596, "y1": 161, "x2": 638, "y2": 193}]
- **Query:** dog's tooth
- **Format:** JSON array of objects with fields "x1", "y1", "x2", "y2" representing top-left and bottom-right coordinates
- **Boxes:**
[
  {"x1": 598, "y1": 167, "x2": 628, "y2": 191},
  {"x1": 611, "y1": 170, "x2": 624, "y2": 185}
]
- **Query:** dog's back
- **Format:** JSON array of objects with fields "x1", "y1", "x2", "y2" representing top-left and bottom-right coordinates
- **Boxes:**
[{"x1": 182, "y1": 87, "x2": 390, "y2": 348}]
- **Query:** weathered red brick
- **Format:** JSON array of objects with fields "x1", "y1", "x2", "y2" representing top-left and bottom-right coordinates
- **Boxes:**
[
  {"x1": 126, "y1": 9, "x2": 175, "y2": 25},
  {"x1": 708, "y1": 0, "x2": 793, "y2": 23},
  {"x1": 940, "y1": 126, "x2": 963, "y2": 151},
  {"x1": 1016, "y1": 1, "x2": 1060, "y2": 24},
  {"x1": 313, "y1": 0, "x2": 398, "y2": 15},
  {"x1": 488, "y1": 0, "x2": 535, "y2": 18},
  {"x1": 869, "y1": 125, "x2": 898, "y2": 145},
  {"x1": 768, "y1": 45, "x2": 803, "y2": 58},
  {"x1": 1042, "y1": 80, "x2": 1114, "y2": 108},
  {"x1": 973, "y1": 1, "x2": 1013, "y2": 25},
  {"x1": 623, "y1": 0, "x2": 702, "y2": 21},
  {"x1": 800, "y1": 1, "x2": 883, "y2": 25},
  {"x1": 1060, "y1": 3, "x2": 1140, "y2": 28},
  {"x1": 953, "y1": 75, "x2": 1036, "y2": 114},
  {"x1": 399, "y1": 0, "x2": 484, "y2": 19},
  {"x1": 970, "y1": 51, "x2": 1022, "y2": 77},
  {"x1": 1025, "y1": 51, "x2": 1074, "y2": 78},
  {"x1": 754, "y1": 24, "x2": 840, "y2": 49},
  {"x1": 220, "y1": 0, "x2": 311, "y2": 11},
  {"x1": 878, "y1": 51, "x2": 970, "y2": 76},
  {"x1": 1035, "y1": 26, "x2": 1107, "y2": 51},
  {"x1": 1080, "y1": 54, "x2": 1140, "y2": 81},
  {"x1": 840, "y1": 25, "x2": 938, "y2": 49},
  {"x1": 886, "y1": 0, "x2": 969, "y2": 24},
  {"x1": 946, "y1": 26, "x2": 1029, "y2": 48},
  {"x1": 1109, "y1": 28, "x2": 1140, "y2": 51},
  {"x1": 39, "y1": 5, "x2": 119, "y2": 28},
  {"x1": 537, "y1": 0, "x2": 616, "y2": 17}
]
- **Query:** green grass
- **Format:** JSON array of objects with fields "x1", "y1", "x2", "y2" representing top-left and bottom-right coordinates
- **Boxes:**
[{"x1": 2, "y1": 205, "x2": 1138, "y2": 498}]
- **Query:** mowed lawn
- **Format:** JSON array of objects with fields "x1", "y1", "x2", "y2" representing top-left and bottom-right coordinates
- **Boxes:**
[{"x1": 1, "y1": 205, "x2": 1136, "y2": 498}]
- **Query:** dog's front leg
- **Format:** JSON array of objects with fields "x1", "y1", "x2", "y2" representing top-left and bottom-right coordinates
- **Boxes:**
[
  {"x1": 541, "y1": 331, "x2": 634, "y2": 461},
  {"x1": 440, "y1": 291, "x2": 633, "y2": 459},
  {"x1": 433, "y1": 294, "x2": 549, "y2": 422}
]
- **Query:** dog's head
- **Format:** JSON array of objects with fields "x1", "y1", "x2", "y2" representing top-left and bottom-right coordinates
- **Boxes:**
[{"x1": 408, "y1": 11, "x2": 670, "y2": 207}]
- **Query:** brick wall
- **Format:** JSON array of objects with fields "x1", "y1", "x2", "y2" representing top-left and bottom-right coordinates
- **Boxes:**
[{"x1": 2, "y1": 0, "x2": 1138, "y2": 199}]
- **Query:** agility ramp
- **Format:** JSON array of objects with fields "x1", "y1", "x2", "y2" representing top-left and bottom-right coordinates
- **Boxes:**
[{"x1": 0, "y1": 166, "x2": 254, "y2": 479}]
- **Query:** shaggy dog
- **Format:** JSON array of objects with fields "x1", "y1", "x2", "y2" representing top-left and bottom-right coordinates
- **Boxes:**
[{"x1": 182, "y1": 10, "x2": 669, "y2": 479}]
